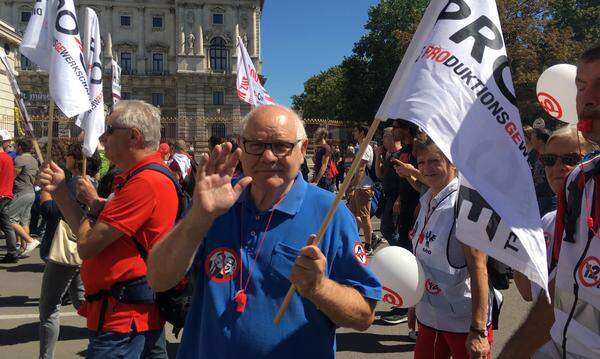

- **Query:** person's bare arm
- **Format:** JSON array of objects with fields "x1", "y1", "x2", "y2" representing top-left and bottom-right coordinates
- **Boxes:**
[
  {"x1": 513, "y1": 271, "x2": 533, "y2": 302},
  {"x1": 147, "y1": 144, "x2": 252, "y2": 291},
  {"x1": 290, "y1": 235, "x2": 376, "y2": 331},
  {"x1": 38, "y1": 162, "x2": 124, "y2": 259},
  {"x1": 350, "y1": 159, "x2": 368, "y2": 189},
  {"x1": 374, "y1": 148, "x2": 385, "y2": 179},
  {"x1": 312, "y1": 153, "x2": 330, "y2": 185},
  {"x1": 76, "y1": 177, "x2": 107, "y2": 218},
  {"x1": 463, "y1": 244, "x2": 490, "y2": 359},
  {"x1": 498, "y1": 280, "x2": 555, "y2": 358}
]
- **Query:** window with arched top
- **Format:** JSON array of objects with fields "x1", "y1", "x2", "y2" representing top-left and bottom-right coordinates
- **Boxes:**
[{"x1": 209, "y1": 37, "x2": 228, "y2": 72}]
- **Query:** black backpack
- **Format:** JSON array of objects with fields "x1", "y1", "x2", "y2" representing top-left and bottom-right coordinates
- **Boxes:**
[{"x1": 118, "y1": 163, "x2": 193, "y2": 337}]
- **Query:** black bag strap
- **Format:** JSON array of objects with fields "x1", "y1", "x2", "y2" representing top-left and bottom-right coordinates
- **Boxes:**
[
  {"x1": 116, "y1": 163, "x2": 188, "y2": 259},
  {"x1": 117, "y1": 163, "x2": 186, "y2": 219}
]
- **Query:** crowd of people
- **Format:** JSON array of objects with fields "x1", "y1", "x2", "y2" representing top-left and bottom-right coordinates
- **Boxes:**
[{"x1": 0, "y1": 45, "x2": 597, "y2": 359}]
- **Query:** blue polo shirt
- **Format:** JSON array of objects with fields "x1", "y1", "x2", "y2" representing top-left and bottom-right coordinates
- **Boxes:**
[{"x1": 177, "y1": 173, "x2": 381, "y2": 358}]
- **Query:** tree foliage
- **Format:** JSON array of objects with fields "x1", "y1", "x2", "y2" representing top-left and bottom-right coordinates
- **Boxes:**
[{"x1": 293, "y1": 0, "x2": 598, "y2": 126}]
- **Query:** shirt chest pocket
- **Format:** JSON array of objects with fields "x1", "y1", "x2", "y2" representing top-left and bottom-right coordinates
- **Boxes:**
[{"x1": 268, "y1": 242, "x2": 301, "y2": 282}]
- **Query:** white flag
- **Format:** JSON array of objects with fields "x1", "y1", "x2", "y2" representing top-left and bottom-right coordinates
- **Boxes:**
[
  {"x1": 20, "y1": 0, "x2": 91, "y2": 118},
  {"x1": 20, "y1": 0, "x2": 50, "y2": 71},
  {"x1": 236, "y1": 36, "x2": 275, "y2": 106},
  {"x1": 111, "y1": 59, "x2": 121, "y2": 105},
  {"x1": 76, "y1": 8, "x2": 104, "y2": 157},
  {"x1": 376, "y1": 0, "x2": 548, "y2": 293}
]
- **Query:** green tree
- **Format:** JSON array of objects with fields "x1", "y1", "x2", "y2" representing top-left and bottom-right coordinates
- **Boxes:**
[{"x1": 291, "y1": 65, "x2": 347, "y2": 119}]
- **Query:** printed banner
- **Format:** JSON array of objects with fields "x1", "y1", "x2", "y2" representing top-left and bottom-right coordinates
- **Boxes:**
[
  {"x1": 20, "y1": 0, "x2": 91, "y2": 117},
  {"x1": 76, "y1": 8, "x2": 105, "y2": 157},
  {"x1": 376, "y1": 0, "x2": 548, "y2": 293}
]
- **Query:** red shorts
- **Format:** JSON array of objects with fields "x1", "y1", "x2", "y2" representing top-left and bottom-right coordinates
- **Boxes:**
[{"x1": 414, "y1": 322, "x2": 494, "y2": 359}]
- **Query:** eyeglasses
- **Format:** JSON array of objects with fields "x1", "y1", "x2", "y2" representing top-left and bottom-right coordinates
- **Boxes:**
[
  {"x1": 105, "y1": 124, "x2": 130, "y2": 135},
  {"x1": 539, "y1": 153, "x2": 581, "y2": 167},
  {"x1": 241, "y1": 137, "x2": 302, "y2": 157}
]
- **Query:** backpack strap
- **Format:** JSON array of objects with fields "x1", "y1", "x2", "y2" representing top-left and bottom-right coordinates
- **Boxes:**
[
  {"x1": 117, "y1": 163, "x2": 186, "y2": 220},
  {"x1": 116, "y1": 163, "x2": 186, "y2": 258}
]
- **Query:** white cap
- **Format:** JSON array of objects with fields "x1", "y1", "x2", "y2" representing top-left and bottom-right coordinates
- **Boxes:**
[{"x1": 0, "y1": 129, "x2": 13, "y2": 141}]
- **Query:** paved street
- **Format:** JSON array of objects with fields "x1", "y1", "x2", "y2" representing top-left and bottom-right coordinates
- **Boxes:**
[{"x1": 0, "y1": 238, "x2": 533, "y2": 358}]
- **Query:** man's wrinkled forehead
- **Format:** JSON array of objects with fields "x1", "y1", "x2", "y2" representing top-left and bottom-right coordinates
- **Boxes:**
[
  {"x1": 243, "y1": 112, "x2": 296, "y2": 140},
  {"x1": 577, "y1": 59, "x2": 600, "y2": 82}
]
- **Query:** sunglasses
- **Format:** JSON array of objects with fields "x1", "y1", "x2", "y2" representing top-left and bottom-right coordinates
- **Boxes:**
[
  {"x1": 105, "y1": 124, "x2": 130, "y2": 135},
  {"x1": 539, "y1": 153, "x2": 581, "y2": 167}
]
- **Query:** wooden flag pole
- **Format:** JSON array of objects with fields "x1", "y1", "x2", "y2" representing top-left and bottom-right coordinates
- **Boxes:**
[
  {"x1": 274, "y1": 117, "x2": 383, "y2": 324},
  {"x1": 82, "y1": 156, "x2": 87, "y2": 178},
  {"x1": 80, "y1": 129, "x2": 87, "y2": 176},
  {"x1": 46, "y1": 99, "x2": 55, "y2": 161}
]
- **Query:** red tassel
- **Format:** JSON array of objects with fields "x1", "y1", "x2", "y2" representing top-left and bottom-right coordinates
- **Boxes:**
[
  {"x1": 235, "y1": 290, "x2": 247, "y2": 313},
  {"x1": 587, "y1": 217, "x2": 594, "y2": 230}
]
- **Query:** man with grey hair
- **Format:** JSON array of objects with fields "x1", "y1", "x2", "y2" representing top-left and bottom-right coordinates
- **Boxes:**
[
  {"x1": 147, "y1": 104, "x2": 381, "y2": 358},
  {"x1": 38, "y1": 100, "x2": 176, "y2": 358}
]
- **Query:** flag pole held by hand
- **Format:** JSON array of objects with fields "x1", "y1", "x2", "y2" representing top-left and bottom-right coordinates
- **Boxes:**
[
  {"x1": 274, "y1": 117, "x2": 382, "y2": 324},
  {"x1": 46, "y1": 99, "x2": 55, "y2": 161}
]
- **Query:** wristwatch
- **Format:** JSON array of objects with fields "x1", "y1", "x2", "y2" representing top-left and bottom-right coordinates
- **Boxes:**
[{"x1": 469, "y1": 325, "x2": 488, "y2": 338}]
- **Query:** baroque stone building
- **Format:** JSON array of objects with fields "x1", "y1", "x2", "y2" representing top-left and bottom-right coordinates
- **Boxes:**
[
  {"x1": 0, "y1": 0, "x2": 264, "y2": 150},
  {"x1": 0, "y1": 19, "x2": 20, "y2": 138}
]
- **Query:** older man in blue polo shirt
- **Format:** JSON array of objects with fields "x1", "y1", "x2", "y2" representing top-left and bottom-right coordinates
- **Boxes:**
[{"x1": 147, "y1": 105, "x2": 381, "y2": 358}]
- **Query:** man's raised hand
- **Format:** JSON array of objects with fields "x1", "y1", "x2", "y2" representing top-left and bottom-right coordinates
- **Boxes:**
[{"x1": 191, "y1": 142, "x2": 252, "y2": 221}]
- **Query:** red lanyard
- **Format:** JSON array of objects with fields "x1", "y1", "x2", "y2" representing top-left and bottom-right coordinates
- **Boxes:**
[
  {"x1": 234, "y1": 196, "x2": 286, "y2": 313},
  {"x1": 416, "y1": 189, "x2": 456, "y2": 248}
]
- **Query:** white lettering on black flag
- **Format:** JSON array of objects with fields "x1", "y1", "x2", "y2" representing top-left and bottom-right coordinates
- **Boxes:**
[
  {"x1": 76, "y1": 8, "x2": 104, "y2": 157},
  {"x1": 376, "y1": 0, "x2": 548, "y2": 293},
  {"x1": 21, "y1": 0, "x2": 91, "y2": 117}
]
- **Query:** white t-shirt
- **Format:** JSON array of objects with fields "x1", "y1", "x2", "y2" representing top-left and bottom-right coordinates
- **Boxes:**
[{"x1": 355, "y1": 144, "x2": 373, "y2": 188}]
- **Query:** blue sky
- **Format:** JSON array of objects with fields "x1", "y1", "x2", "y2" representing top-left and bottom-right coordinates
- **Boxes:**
[{"x1": 261, "y1": 1, "x2": 380, "y2": 107}]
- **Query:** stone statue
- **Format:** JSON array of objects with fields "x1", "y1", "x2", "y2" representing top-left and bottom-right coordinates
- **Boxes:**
[
  {"x1": 242, "y1": 33, "x2": 248, "y2": 47},
  {"x1": 187, "y1": 33, "x2": 195, "y2": 55}
]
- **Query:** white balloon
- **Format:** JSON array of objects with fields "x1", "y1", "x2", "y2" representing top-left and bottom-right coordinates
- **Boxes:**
[
  {"x1": 536, "y1": 64, "x2": 578, "y2": 124},
  {"x1": 370, "y1": 246, "x2": 425, "y2": 308}
]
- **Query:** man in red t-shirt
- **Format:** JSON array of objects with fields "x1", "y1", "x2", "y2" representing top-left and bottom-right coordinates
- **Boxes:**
[
  {"x1": 0, "y1": 129, "x2": 18, "y2": 263},
  {"x1": 39, "y1": 101, "x2": 178, "y2": 357}
]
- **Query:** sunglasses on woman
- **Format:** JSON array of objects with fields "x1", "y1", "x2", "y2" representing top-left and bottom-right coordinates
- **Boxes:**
[{"x1": 539, "y1": 153, "x2": 581, "y2": 167}]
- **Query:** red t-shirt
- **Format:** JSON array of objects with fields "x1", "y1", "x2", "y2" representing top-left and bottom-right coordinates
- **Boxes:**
[
  {"x1": 0, "y1": 152, "x2": 14, "y2": 199},
  {"x1": 79, "y1": 153, "x2": 178, "y2": 333}
]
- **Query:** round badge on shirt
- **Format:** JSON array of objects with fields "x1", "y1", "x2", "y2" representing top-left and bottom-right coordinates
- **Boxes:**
[{"x1": 205, "y1": 247, "x2": 240, "y2": 283}]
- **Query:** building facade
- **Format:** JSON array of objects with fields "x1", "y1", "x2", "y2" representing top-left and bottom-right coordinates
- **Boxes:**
[
  {"x1": 0, "y1": 0, "x2": 264, "y2": 150},
  {"x1": 0, "y1": 20, "x2": 20, "y2": 138}
]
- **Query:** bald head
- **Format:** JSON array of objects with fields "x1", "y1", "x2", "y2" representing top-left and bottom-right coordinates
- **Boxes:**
[{"x1": 241, "y1": 105, "x2": 307, "y2": 141}]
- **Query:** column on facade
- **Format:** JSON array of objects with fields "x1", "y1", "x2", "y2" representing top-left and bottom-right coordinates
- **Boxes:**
[
  {"x1": 106, "y1": 6, "x2": 114, "y2": 58},
  {"x1": 138, "y1": 6, "x2": 146, "y2": 73},
  {"x1": 198, "y1": 26, "x2": 204, "y2": 56},
  {"x1": 254, "y1": 8, "x2": 260, "y2": 59},
  {"x1": 195, "y1": 7, "x2": 203, "y2": 56},
  {"x1": 177, "y1": 7, "x2": 185, "y2": 55}
]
